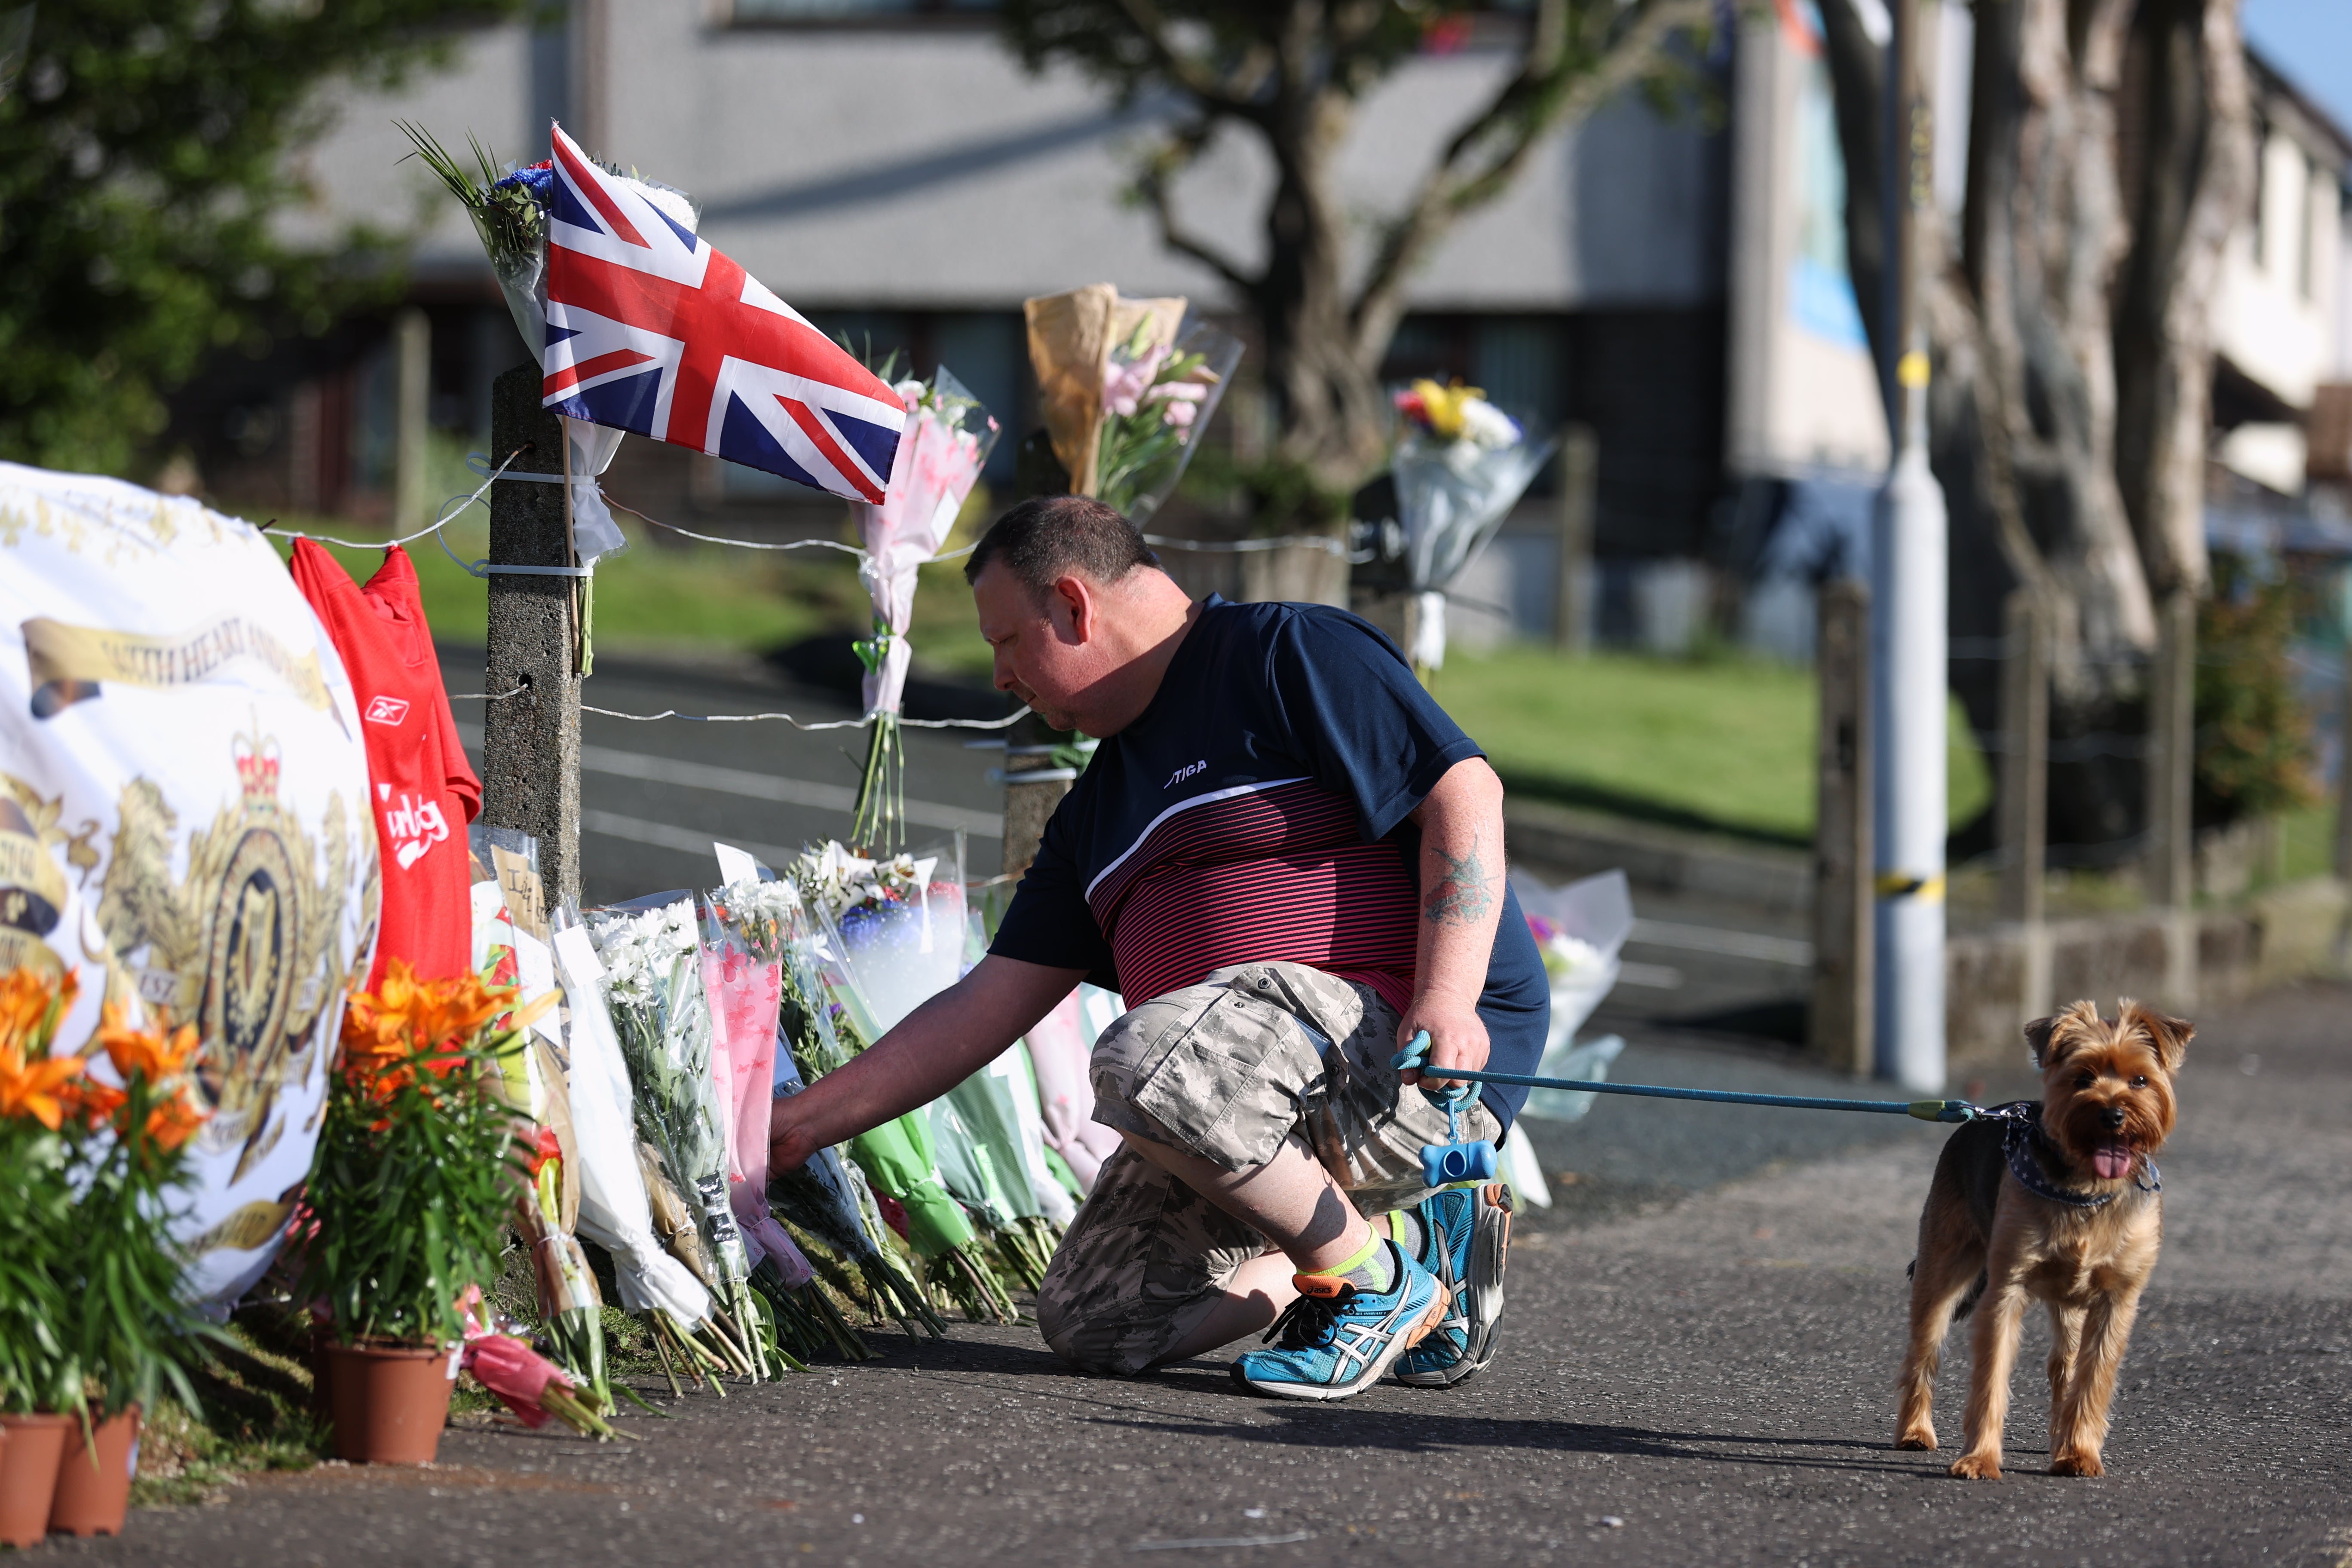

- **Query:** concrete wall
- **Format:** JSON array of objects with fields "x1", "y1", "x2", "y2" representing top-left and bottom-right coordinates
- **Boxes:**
[{"x1": 288, "y1": 7, "x2": 1723, "y2": 317}]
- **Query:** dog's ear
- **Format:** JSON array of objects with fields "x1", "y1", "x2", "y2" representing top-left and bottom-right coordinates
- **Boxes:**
[
  {"x1": 2118, "y1": 998, "x2": 2192, "y2": 1072},
  {"x1": 2025, "y1": 1000, "x2": 2100, "y2": 1068}
]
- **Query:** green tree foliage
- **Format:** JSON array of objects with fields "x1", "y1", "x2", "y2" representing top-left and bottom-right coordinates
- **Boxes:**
[
  {"x1": 0, "y1": 0, "x2": 527, "y2": 475},
  {"x1": 2193, "y1": 554, "x2": 2319, "y2": 828}
]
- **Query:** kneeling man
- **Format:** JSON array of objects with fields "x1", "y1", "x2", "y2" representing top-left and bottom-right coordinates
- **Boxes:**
[{"x1": 767, "y1": 496, "x2": 1549, "y2": 1399}]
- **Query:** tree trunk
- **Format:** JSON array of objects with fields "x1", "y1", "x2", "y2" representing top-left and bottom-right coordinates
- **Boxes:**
[
  {"x1": 2112, "y1": 0, "x2": 2252, "y2": 601},
  {"x1": 1820, "y1": 0, "x2": 2246, "y2": 860},
  {"x1": 1967, "y1": 0, "x2": 2155, "y2": 689},
  {"x1": 1260, "y1": 98, "x2": 1390, "y2": 490}
]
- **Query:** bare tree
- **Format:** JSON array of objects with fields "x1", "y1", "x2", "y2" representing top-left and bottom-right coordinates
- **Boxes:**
[
  {"x1": 1001, "y1": 0, "x2": 1712, "y2": 490},
  {"x1": 1817, "y1": 0, "x2": 2251, "y2": 850}
]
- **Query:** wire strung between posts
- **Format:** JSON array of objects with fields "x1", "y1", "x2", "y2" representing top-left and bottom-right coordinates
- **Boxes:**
[
  {"x1": 1143, "y1": 532, "x2": 1373, "y2": 564},
  {"x1": 265, "y1": 449, "x2": 525, "y2": 550},
  {"x1": 447, "y1": 677, "x2": 1030, "y2": 731},
  {"x1": 576, "y1": 702, "x2": 1033, "y2": 731}
]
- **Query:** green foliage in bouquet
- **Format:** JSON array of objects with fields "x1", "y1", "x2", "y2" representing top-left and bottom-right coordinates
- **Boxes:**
[{"x1": 298, "y1": 962, "x2": 529, "y2": 1348}]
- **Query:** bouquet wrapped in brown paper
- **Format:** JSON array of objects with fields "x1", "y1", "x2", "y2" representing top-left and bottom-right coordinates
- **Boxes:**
[{"x1": 1023, "y1": 284, "x2": 1239, "y2": 521}]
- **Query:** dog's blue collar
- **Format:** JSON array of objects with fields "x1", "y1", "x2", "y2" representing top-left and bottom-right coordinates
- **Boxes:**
[{"x1": 1985, "y1": 1101, "x2": 2161, "y2": 1209}]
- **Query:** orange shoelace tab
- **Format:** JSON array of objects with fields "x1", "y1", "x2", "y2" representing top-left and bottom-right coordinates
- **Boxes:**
[{"x1": 1292, "y1": 1274, "x2": 1348, "y2": 1299}]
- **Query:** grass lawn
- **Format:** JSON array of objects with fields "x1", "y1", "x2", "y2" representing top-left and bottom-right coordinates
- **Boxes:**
[
  {"x1": 267, "y1": 507, "x2": 996, "y2": 677},
  {"x1": 1434, "y1": 644, "x2": 1993, "y2": 845}
]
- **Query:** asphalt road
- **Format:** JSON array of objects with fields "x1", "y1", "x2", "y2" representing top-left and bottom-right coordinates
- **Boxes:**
[{"x1": 69, "y1": 977, "x2": 2352, "y2": 1568}]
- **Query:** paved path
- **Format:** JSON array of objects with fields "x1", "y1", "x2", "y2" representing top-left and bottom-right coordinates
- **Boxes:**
[{"x1": 73, "y1": 981, "x2": 2350, "y2": 1567}]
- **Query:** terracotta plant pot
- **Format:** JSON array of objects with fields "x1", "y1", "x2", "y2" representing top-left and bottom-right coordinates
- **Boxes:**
[
  {"x1": 0, "y1": 1412, "x2": 75, "y2": 1548},
  {"x1": 48, "y1": 1406, "x2": 139, "y2": 1538},
  {"x1": 322, "y1": 1341, "x2": 455, "y2": 1465}
]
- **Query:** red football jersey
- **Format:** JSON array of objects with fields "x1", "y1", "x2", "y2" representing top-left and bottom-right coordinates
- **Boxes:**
[{"x1": 290, "y1": 541, "x2": 482, "y2": 987}]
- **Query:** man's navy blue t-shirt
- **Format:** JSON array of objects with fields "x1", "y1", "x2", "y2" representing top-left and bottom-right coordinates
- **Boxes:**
[{"x1": 990, "y1": 596, "x2": 1549, "y2": 1130}]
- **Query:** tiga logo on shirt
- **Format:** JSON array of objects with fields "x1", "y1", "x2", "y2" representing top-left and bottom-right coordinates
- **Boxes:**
[
  {"x1": 1164, "y1": 759, "x2": 1209, "y2": 790},
  {"x1": 364, "y1": 695, "x2": 411, "y2": 726},
  {"x1": 378, "y1": 782, "x2": 449, "y2": 870}
]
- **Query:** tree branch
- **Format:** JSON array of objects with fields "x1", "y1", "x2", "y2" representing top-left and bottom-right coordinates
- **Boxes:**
[
  {"x1": 1349, "y1": 0, "x2": 1711, "y2": 364},
  {"x1": 1108, "y1": 0, "x2": 1274, "y2": 121},
  {"x1": 1135, "y1": 123, "x2": 1261, "y2": 298}
]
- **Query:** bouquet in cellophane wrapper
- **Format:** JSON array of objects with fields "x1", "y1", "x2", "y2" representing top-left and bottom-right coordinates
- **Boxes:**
[
  {"x1": 1024, "y1": 284, "x2": 1239, "y2": 522},
  {"x1": 395, "y1": 122, "x2": 631, "y2": 567},
  {"x1": 587, "y1": 900, "x2": 793, "y2": 1379},
  {"x1": 465, "y1": 830, "x2": 612, "y2": 1412},
  {"x1": 699, "y1": 879, "x2": 871, "y2": 1360},
  {"x1": 784, "y1": 841, "x2": 1019, "y2": 1323},
  {"x1": 849, "y1": 368, "x2": 1000, "y2": 854},
  {"x1": 767, "y1": 912, "x2": 941, "y2": 1342},
  {"x1": 1388, "y1": 380, "x2": 1556, "y2": 675},
  {"x1": 551, "y1": 925, "x2": 731, "y2": 1399}
]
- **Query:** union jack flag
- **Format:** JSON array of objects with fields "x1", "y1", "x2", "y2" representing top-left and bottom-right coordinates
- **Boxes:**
[{"x1": 538, "y1": 123, "x2": 904, "y2": 503}]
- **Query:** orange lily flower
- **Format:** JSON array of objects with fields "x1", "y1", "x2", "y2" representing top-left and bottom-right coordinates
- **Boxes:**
[{"x1": 0, "y1": 1042, "x2": 87, "y2": 1131}]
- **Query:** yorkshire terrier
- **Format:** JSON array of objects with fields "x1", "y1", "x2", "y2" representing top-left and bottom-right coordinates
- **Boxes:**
[{"x1": 1895, "y1": 998, "x2": 2190, "y2": 1479}]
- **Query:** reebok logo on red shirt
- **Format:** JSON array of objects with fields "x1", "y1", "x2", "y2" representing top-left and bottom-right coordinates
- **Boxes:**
[{"x1": 364, "y1": 695, "x2": 411, "y2": 726}]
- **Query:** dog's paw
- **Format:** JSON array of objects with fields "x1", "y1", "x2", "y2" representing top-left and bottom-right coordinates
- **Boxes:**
[
  {"x1": 2049, "y1": 1450, "x2": 2104, "y2": 1478},
  {"x1": 1894, "y1": 1428, "x2": 1938, "y2": 1452},
  {"x1": 1947, "y1": 1453, "x2": 2003, "y2": 1480}
]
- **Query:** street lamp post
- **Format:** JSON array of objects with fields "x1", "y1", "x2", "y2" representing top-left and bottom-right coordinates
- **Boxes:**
[{"x1": 1871, "y1": 0, "x2": 1948, "y2": 1090}]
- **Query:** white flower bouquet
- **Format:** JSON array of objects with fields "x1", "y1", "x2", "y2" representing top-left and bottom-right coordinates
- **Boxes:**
[{"x1": 588, "y1": 900, "x2": 789, "y2": 1379}]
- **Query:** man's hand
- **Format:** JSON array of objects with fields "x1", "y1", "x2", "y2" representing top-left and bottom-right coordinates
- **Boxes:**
[
  {"x1": 763, "y1": 953, "x2": 1085, "y2": 1174},
  {"x1": 767, "y1": 1093, "x2": 825, "y2": 1174},
  {"x1": 1395, "y1": 992, "x2": 1490, "y2": 1089}
]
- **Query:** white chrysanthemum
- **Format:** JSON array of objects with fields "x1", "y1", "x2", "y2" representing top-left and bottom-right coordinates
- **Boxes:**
[{"x1": 1457, "y1": 396, "x2": 1521, "y2": 450}]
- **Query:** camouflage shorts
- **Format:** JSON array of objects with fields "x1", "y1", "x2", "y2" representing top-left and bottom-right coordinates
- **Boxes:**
[{"x1": 1034, "y1": 960, "x2": 1499, "y2": 1378}]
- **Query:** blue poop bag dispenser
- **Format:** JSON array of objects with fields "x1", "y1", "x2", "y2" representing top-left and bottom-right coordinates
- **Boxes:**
[{"x1": 1393, "y1": 1029, "x2": 1498, "y2": 1187}]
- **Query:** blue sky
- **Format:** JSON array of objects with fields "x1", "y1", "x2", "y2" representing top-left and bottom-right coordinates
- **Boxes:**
[{"x1": 2243, "y1": 0, "x2": 2352, "y2": 138}]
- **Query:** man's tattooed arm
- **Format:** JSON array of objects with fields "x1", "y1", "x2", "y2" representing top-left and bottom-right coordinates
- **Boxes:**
[{"x1": 1423, "y1": 838, "x2": 1496, "y2": 927}]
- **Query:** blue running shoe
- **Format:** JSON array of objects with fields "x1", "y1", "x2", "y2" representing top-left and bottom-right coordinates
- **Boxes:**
[
  {"x1": 1229, "y1": 1241, "x2": 1449, "y2": 1402},
  {"x1": 1394, "y1": 1181, "x2": 1514, "y2": 1387}
]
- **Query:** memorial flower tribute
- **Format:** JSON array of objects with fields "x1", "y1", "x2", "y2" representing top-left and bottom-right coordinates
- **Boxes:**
[{"x1": 1388, "y1": 378, "x2": 1556, "y2": 675}]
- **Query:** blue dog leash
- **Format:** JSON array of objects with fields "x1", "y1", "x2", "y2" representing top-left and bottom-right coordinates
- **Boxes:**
[{"x1": 1390, "y1": 1030, "x2": 1984, "y2": 1189}]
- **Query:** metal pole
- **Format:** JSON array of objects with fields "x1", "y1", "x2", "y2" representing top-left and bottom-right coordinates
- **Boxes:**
[
  {"x1": 1811, "y1": 579, "x2": 1874, "y2": 1076},
  {"x1": 1872, "y1": 0, "x2": 1948, "y2": 1091},
  {"x1": 481, "y1": 363, "x2": 583, "y2": 919}
]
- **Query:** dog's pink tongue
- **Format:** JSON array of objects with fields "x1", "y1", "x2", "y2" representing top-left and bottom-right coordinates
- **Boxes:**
[{"x1": 2092, "y1": 1144, "x2": 2133, "y2": 1180}]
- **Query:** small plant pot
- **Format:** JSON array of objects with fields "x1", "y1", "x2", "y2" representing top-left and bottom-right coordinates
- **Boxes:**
[
  {"x1": 48, "y1": 1405, "x2": 140, "y2": 1538},
  {"x1": 0, "y1": 1412, "x2": 75, "y2": 1548},
  {"x1": 322, "y1": 1341, "x2": 456, "y2": 1465}
]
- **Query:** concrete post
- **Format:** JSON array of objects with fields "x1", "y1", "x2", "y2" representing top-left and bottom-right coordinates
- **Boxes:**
[
  {"x1": 1997, "y1": 590, "x2": 2050, "y2": 1025},
  {"x1": 2334, "y1": 628, "x2": 2352, "y2": 886},
  {"x1": 2336, "y1": 630, "x2": 2352, "y2": 968},
  {"x1": 392, "y1": 307, "x2": 431, "y2": 533},
  {"x1": 1811, "y1": 579, "x2": 1874, "y2": 1076},
  {"x1": 1553, "y1": 423, "x2": 1598, "y2": 653},
  {"x1": 480, "y1": 364, "x2": 582, "y2": 919},
  {"x1": 2147, "y1": 588, "x2": 2197, "y2": 1002},
  {"x1": 999, "y1": 712, "x2": 1072, "y2": 883}
]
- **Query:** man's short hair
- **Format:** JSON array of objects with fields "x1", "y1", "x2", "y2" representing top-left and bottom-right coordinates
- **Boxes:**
[{"x1": 963, "y1": 494, "x2": 1161, "y2": 597}]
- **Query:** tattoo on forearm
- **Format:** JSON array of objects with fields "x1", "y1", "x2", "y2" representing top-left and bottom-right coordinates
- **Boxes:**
[{"x1": 1424, "y1": 840, "x2": 1495, "y2": 928}]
